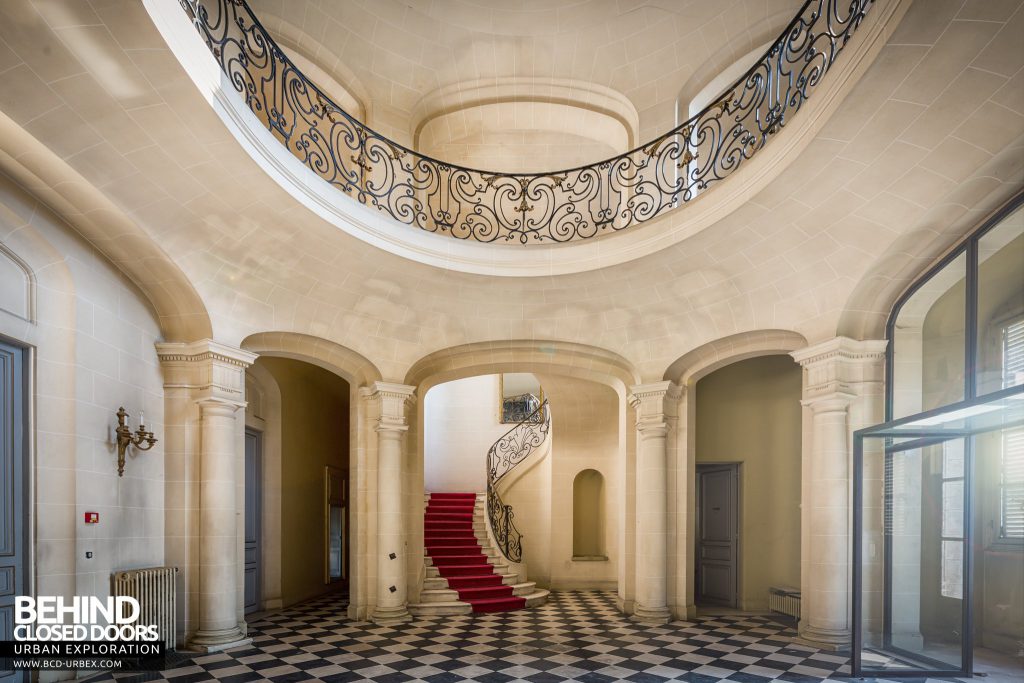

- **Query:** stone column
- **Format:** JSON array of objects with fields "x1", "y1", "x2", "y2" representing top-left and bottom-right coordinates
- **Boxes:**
[
  {"x1": 791, "y1": 337, "x2": 886, "y2": 650},
  {"x1": 629, "y1": 381, "x2": 681, "y2": 624},
  {"x1": 192, "y1": 398, "x2": 247, "y2": 648},
  {"x1": 156, "y1": 340, "x2": 256, "y2": 651},
  {"x1": 365, "y1": 381, "x2": 416, "y2": 625}
]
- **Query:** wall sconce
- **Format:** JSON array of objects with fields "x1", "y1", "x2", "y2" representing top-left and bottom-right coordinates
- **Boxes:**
[{"x1": 116, "y1": 406, "x2": 157, "y2": 477}]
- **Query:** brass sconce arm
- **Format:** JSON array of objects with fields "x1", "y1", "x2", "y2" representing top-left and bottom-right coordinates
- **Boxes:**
[{"x1": 116, "y1": 406, "x2": 158, "y2": 477}]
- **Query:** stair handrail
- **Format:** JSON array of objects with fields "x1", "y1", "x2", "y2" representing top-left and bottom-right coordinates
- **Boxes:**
[{"x1": 486, "y1": 400, "x2": 550, "y2": 563}]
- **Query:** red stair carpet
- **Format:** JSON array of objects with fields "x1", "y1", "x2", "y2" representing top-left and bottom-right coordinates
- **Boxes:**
[{"x1": 424, "y1": 492, "x2": 526, "y2": 613}]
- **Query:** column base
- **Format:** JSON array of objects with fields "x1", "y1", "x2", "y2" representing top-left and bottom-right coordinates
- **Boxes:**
[
  {"x1": 188, "y1": 625, "x2": 251, "y2": 653},
  {"x1": 795, "y1": 623, "x2": 850, "y2": 651},
  {"x1": 370, "y1": 605, "x2": 412, "y2": 626},
  {"x1": 631, "y1": 604, "x2": 671, "y2": 625},
  {"x1": 616, "y1": 595, "x2": 635, "y2": 615},
  {"x1": 672, "y1": 602, "x2": 698, "y2": 621}
]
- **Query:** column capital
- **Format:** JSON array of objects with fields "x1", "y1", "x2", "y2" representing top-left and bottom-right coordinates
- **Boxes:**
[
  {"x1": 629, "y1": 381, "x2": 682, "y2": 438},
  {"x1": 155, "y1": 339, "x2": 259, "y2": 368},
  {"x1": 791, "y1": 337, "x2": 887, "y2": 400},
  {"x1": 361, "y1": 382, "x2": 416, "y2": 433},
  {"x1": 801, "y1": 392, "x2": 856, "y2": 414},
  {"x1": 156, "y1": 339, "x2": 256, "y2": 405},
  {"x1": 196, "y1": 396, "x2": 245, "y2": 416}
]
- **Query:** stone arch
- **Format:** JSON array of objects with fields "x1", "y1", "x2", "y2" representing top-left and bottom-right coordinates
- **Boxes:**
[
  {"x1": 405, "y1": 339, "x2": 640, "y2": 395},
  {"x1": 239, "y1": 331, "x2": 382, "y2": 620},
  {"x1": 663, "y1": 329, "x2": 808, "y2": 386},
  {"x1": 0, "y1": 111, "x2": 212, "y2": 342},
  {"x1": 241, "y1": 331, "x2": 382, "y2": 388},
  {"x1": 660, "y1": 328, "x2": 807, "y2": 619}
]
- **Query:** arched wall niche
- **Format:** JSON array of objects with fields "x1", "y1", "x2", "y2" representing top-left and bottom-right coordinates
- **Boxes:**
[{"x1": 572, "y1": 468, "x2": 606, "y2": 558}]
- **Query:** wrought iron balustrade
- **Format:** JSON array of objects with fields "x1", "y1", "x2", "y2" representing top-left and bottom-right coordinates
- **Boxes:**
[
  {"x1": 182, "y1": 0, "x2": 872, "y2": 243},
  {"x1": 486, "y1": 400, "x2": 550, "y2": 563}
]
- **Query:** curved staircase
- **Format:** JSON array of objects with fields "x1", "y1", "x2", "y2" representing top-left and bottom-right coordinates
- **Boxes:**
[{"x1": 410, "y1": 492, "x2": 548, "y2": 616}]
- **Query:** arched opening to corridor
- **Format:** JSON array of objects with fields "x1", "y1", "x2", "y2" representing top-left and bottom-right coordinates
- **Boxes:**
[
  {"x1": 693, "y1": 354, "x2": 802, "y2": 613},
  {"x1": 415, "y1": 370, "x2": 624, "y2": 613},
  {"x1": 244, "y1": 357, "x2": 351, "y2": 613}
]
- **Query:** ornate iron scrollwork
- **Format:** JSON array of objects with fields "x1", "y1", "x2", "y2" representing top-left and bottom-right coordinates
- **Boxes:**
[
  {"x1": 182, "y1": 0, "x2": 872, "y2": 243},
  {"x1": 486, "y1": 400, "x2": 550, "y2": 563}
]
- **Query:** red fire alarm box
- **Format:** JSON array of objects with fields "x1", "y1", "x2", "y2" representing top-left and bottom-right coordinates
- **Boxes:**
[{"x1": 84, "y1": 512, "x2": 99, "y2": 524}]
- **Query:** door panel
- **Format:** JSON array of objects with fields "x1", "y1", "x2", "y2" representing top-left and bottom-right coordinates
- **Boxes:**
[
  {"x1": 243, "y1": 429, "x2": 261, "y2": 614},
  {"x1": 696, "y1": 464, "x2": 738, "y2": 608},
  {"x1": 0, "y1": 340, "x2": 26, "y2": 683}
]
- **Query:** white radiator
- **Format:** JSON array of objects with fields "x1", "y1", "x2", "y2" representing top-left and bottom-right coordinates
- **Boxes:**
[
  {"x1": 112, "y1": 566, "x2": 179, "y2": 649},
  {"x1": 768, "y1": 586, "x2": 800, "y2": 618}
]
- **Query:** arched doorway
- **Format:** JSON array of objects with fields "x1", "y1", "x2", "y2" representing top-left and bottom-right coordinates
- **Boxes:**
[{"x1": 244, "y1": 356, "x2": 353, "y2": 612}]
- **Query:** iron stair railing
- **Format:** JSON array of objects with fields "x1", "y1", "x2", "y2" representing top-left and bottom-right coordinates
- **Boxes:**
[{"x1": 486, "y1": 400, "x2": 550, "y2": 563}]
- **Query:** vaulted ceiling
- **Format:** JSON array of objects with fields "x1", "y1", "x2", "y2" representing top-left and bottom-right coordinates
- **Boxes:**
[{"x1": 0, "y1": 0, "x2": 1022, "y2": 382}]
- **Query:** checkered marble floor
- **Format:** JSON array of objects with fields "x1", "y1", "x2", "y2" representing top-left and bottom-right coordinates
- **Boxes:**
[{"x1": 93, "y1": 591, "x2": 859, "y2": 683}]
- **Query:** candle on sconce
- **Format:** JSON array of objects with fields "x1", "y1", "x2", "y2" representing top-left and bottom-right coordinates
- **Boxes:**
[{"x1": 139, "y1": 411, "x2": 145, "y2": 428}]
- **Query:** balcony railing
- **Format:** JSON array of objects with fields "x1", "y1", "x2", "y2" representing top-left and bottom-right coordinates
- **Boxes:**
[{"x1": 182, "y1": 0, "x2": 872, "y2": 244}]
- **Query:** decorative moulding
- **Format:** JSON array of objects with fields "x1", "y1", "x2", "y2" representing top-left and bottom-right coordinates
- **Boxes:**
[{"x1": 0, "y1": 241, "x2": 36, "y2": 324}]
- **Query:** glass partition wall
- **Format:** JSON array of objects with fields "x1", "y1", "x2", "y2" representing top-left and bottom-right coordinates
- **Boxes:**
[{"x1": 853, "y1": 195, "x2": 1024, "y2": 677}]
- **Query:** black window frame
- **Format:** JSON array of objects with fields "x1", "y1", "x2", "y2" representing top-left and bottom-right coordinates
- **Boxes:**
[{"x1": 885, "y1": 191, "x2": 1024, "y2": 421}]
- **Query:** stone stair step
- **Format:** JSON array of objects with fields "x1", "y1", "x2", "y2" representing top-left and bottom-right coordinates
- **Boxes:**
[
  {"x1": 523, "y1": 589, "x2": 549, "y2": 607},
  {"x1": 418, "y1": 588, "x2": 459, "y2": 603},
  {"x1": 511, "y1": 582, "x2": 537, "y2": 597},
  {"x1": 408, "y1": 601, "x2": 473, "y2": 617}
]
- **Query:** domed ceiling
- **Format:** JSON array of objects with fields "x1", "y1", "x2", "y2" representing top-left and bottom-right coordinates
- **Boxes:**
[{"x1": 248, "y1": 0, "x2": 804, "y2": 153}]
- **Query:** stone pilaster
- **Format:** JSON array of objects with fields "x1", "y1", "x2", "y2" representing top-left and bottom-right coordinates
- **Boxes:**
[
  {"x1": 156, "y1": 340, "x2": 257, "y2": 651},
  {"x1": 790, "y1": 337, "x2": 886, "y2": 650},
  {"x1": 629, "y1": 381, "x2": 682, "y2": 625},
  {"x1": 363, "y1": 382, "x2": 417, "y2": 626}
]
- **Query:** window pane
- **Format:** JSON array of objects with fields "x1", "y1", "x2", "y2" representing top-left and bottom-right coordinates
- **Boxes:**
[
  {"x1": 892, "y1": 253, "x2": 967, "y2": 419},
  {"x1": 943, "y1": 439, "x2": 964, "y2": 478},
  {"x1": 940, "y1": 539, "x2": 963, "y2": 599},
  {"x1": 942, "y1": 480, "x2": 963, "y2": 538},
  {"x1": 976, "y1": 206, "x2": 1024, "y2": 396},
  {"x1": 1003, "y1": 428, "x2": 1024, "y2": 539}
]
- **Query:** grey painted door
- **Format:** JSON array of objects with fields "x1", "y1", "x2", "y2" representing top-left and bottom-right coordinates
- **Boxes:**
[
  {"x1": 243, "y1": 428, "x2": 261, "y2": 614},
  {"x1": 696, "y1": 464, "x2": 738, "y2": 608},
  {"x1": 0, "y1": 340, "x2": 26, "y2": 683}
]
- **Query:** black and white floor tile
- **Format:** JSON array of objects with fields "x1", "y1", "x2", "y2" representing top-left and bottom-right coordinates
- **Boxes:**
[{"x1": 87, "y1": 591, "x2": 975, "y2": 683}]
